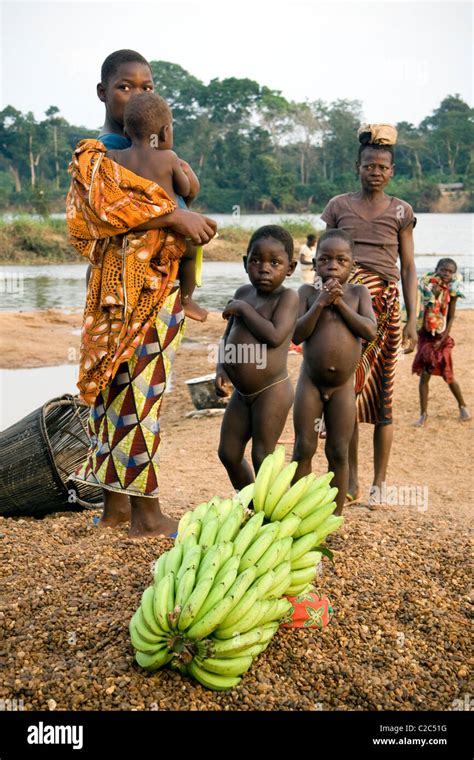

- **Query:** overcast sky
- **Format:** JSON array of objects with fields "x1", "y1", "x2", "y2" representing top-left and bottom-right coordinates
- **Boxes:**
[{"x1": 1, "y1": 0, "x2": 472, "y2": 131}]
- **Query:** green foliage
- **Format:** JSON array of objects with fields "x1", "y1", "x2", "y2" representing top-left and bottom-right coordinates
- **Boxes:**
[
  {"x1": 278, "y1": 217, "x2": 320, "y2": 237},
  {"x1": 0, "y1": 217, "x2": 74, "y2": 262},
  {"x1": 0, "y1": 69, "x2": 472, "y2": 214}
]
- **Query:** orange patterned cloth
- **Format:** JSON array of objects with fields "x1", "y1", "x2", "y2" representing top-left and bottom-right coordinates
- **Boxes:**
[
  {"x1": 280, "y1": 589, "x2": 334, "y2": 629},
  {"x1": 66, "y1": 139, "x2": 186, "y2": 405}
]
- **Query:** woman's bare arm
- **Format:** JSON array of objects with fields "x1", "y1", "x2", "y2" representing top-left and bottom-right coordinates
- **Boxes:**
[
  {"x1": 399, "y1": 223, "x2": 418, "y2": 352},
  {"x1": 132, "y1": 207, "x2": 217, "y2": 244}
]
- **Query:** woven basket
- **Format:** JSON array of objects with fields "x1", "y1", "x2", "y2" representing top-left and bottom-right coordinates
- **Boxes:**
[{"x1": 0, "y1": 394, "x2": 103, "y2": 517}]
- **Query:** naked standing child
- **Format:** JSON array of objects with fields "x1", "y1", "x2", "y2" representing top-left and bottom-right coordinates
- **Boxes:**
[
  {"x1": 215, "y1": 226, "x2": 298, "y2": 490},
  {"x1": 292, "y1": 229, "x2": 377, "y2": 514}
]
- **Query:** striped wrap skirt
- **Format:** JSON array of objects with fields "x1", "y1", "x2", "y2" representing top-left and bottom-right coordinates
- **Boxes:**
[
  {"x1": 349, "y1": 266, "x2": 401, "y2": 425},
  {"x1": 72, "y1": 287, "x2": 185, "y2": 497}
]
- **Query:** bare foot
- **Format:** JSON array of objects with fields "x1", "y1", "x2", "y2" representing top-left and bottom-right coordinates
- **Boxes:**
[
  {"x1": 345, "y1": 485, "x2": 360, "y2": 506},
  {"x1": 129, "y1": 496, "x2": 178, "y2": 538},
  {"x1": 183, "y1": 299, "x2": 208, "y2": 322},
  {"x1": 414, "y1": 413, "x2": 428, "y2": 428},
  {"x1": 99, "y1": 491, "x2": 131, "y2": 527},
  {"x1": 129, "y1": 513, "x2": 178, "y2": 539},
  {"x1": 460, "y1": 406, "x2": 471, "y2": 422}
]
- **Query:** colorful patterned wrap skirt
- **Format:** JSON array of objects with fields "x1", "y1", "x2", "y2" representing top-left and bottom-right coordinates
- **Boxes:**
[
  {"x1": 72, "y1": 287, "x2": 185, "y2": 497},
  {"x1": 349, "y1": 266, "x2": 402, "y2": 426}
]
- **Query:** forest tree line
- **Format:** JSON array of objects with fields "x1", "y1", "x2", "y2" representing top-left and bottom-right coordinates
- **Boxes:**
[{"x1": 0, "y1": 61, "x2": 473, "y2": 214}]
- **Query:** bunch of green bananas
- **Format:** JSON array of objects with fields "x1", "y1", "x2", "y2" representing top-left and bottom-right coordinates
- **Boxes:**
[
  {"x1": 130, "y1": 489, "x2": 292, "y2": 691},
  {"x1": 130, "y1": 446, "x2": 345, "y2": 690},
  {"x1": 253, "y1": 446, "x2": 344, "y2": 596}
]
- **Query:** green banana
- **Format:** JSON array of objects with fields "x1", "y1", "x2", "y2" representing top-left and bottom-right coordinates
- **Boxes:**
[
  {"x1": 130, "y1": 619, "x2": 165, "y2": 654},
  {"x1": 269, "y1": 444, "x2": 286, "y2": 483},
  {"x1": 135, "y1": 647, "x2": 172, "y2": 671},
  {"x1": 221, "y1": 642, "x2": 265, "y2": 659},
  {"x1": 215, "y1": 498, "x2": 234, "y2": 525},
  {"x1": 312, "y1": 471, "x2": 335, "y2": 490},
  {"x1": 182, "y1": 534, "x2": 198, "y2": 553},
  {"x1": 192, "y1": 502, "x2": 212, "y2": 520},
  {"x1": 291, "y1": 550, "x2": 323, "y2": 570},
  {"x1": 285, "y1": 582, "x2": 312, "y2": 596},
  {"x1": 238, "y1": 523, "x2": 280, "y2": 572},
  {"x1": 177, "y1": 577, "x2": 214, "y2": 632},
  {"x1": 213, "y1": 555, "x2": 241, "y2": 588},
  {"x1": 270, "y1": 473, "x2": 316, "y2": 522},
  {"x1": 192, "y1": 579, "x2": 227, "y2": 622},
  {"x1": 152, "y1": 574, "x2": 173, "y2": 633},
  {"x1": 217, "y1": 541, "x2": 234, "y2": 568},
  {"x1": 186, "y1": 595, "x2": 235, "y2": 640},
  {"x1": 252, "y1": 453, "x2": 274, "y2": 512},
  {"x1": 215, "y1": 504, "x2": 244, "y2": 543},
  {"x1": 217, "y1": 586, "x2": 259, "y2": 631},
  {"x1": 175, "y1": 566, "x2": 197, "y2": 609},
  {"x1": 277, "y1": 536, "x2": 293, "y2": 562},
  {"x1": 222, "y1": 567, "x2": 257, "y2": 611},
  {"x1": 216, "y1": 599, "x2": 267, "y2": 639},
  {"x1": 290, "y1": 483, "x2": 335, "y2": 520},
  {"x1": 269, "y1": 574, "x2": 293, "y2": 600},
  {"x1": 188, "y1": 659, "x2": 241, "y2": 690},
  {"x1": 277, "y1": 513, "x2": 302, "y2": 539},
  {"x1": 176, "y1": 510, "x2": 194, "y2": 541},
  {"x1": 141, "y1": 585, "x2": 164, "y2": 635},
  {"x1": 290, "y1": 531, "x2": 319, "y2": 562},
  {"x1": 199, "y1": 516, "x2": 220, "y2": 548},
  {"x1": 290, "y1": 566, "x2": 317, "y2": 586},
  {"x1": 267, "y1": 560, "x2": 292, "y2": 596},
  {"x1": 130, "y1": 609, "x2": 167, "y2": 646},
  {"x1": 198, "y1": 655, "x2": 253, "y2": 678},
  {"x1": 176, "y1": 545, "x2": 202, "y2": 582},
  {"x1": 251, "y1": 569, "x2": 275, "y2": 599},
  {"x1": 312, "y1": 515, "x2": 344, "y2": 545},
  {"x1": 233, "y1": 482, "x2": 255, "y2": 509},
  {"x1": 260, "y1": 622, "x2": 280, "y2": 641},
  {"x1": 153, "y1": 552, "x2": 168, "y2": 585},
  {"x1": 182, "y1": 518, "x2": 202, "y2": 543},
  {"x1": 164, "y1": 543, "x2": 183, "y2": 577},
  {"x1": 259, "y1": 597, "x2": 292, "y2": 625},
  {"x1": 210, "y1": 627, "x2": 264, "y2": 657},
  {"x1": 264, "y1": 460, "x2": 299, "y2": 518},
  {"x1": 195, "y1": 544, "x2": 223, "y2": 583},
  {"x1": 294, "y1": 500, "x2": 337, "y2": 537},
  {"x1": 254, "y1": 541, "x2": 282, "y2": 578},
  {"x1": 232, "y1": 511, "x2": 265, "y2": 557}
]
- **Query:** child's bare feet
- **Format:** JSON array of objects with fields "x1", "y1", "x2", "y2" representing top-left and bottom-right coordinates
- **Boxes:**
[
  {"x1": 460, "y1": 406, "x2": 471, "y2": 422},
  {"x1": 414, "y1": 412, "x2": 428, "y2": 428},
  {"x1": 99, "y1": 491, "x2": 131, "y2": 527},
  {"x1": 183, "y1": 299, "x2": 208, "y2": 322}
]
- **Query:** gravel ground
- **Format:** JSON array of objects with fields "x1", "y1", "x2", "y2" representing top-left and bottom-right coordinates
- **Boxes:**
[
  {"x1": 1, "y1": 505, "x2": 471, "y2": 712},
  {"x1": 1, "y1": 311, "x2": 472, "y2": 711}
]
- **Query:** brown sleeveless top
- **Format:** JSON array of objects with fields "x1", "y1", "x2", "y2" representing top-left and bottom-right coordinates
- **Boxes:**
[{"x1": 321, "y1": 193, "x2": 416, "y2": 282}]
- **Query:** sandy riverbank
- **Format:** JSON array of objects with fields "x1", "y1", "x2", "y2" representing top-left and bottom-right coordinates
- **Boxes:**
[{"x1": 1, "y1": 308, "x2": 473, "y2": 710}]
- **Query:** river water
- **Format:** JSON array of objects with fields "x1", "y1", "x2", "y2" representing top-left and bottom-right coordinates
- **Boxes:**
[{"x1": 0, "y1": 212, "x2": 472, "y2": 429}]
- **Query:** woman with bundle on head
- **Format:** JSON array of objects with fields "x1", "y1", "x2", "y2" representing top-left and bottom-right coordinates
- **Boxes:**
[{"x1": 321, "y1": 124, "x2": 418, "y2": 508}]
